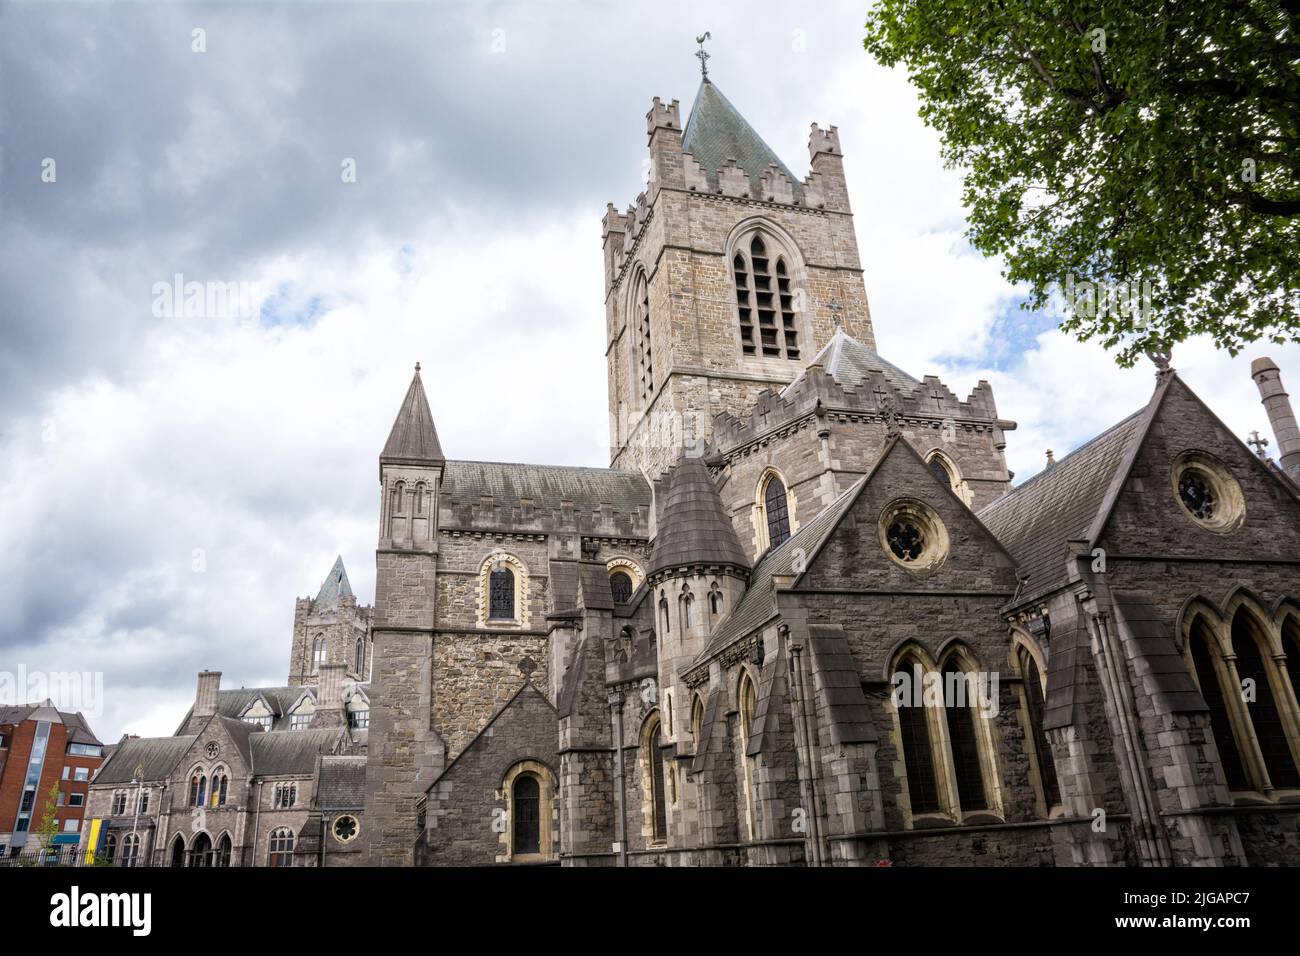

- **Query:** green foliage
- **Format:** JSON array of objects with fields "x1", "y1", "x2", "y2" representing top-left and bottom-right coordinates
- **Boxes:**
[
  {"x1": 33, "y1": 783, "x2": 60, "y2": 845},
  {"x1": 865, "y1": 1, "x2": 1300, "y2": 365}
]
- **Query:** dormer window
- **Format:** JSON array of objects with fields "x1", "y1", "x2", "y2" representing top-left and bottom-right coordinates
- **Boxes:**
[{"x1": 733, "y1": 233, "x2": 800, "y2": 359}]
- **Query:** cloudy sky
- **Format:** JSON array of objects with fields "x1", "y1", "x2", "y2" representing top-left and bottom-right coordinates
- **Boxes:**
[{"x1": 2, "y1": 1, "x2": 1296, "y2": 742}]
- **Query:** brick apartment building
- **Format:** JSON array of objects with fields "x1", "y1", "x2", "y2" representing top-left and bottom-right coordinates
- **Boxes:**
[{"x1": 0, "y1": 701, "x2": 104, "y2": 856}]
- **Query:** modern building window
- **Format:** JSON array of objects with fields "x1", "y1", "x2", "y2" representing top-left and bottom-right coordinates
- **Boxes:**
[
  {"x1": 489, "y1": 568, "x2": 515, "y2": 620},
  {"x1": 268, "y1": 828, "x2": 295, "y2": 867},
  {"x1": 69, "y1": 793, "x2": 85, "y2": 808},
  {"x1": 512, "y1": 775, "x2": 541, "y2": 855},
  {"x1": 74, "y1": 767, "x2": 89, "y2": 782}
]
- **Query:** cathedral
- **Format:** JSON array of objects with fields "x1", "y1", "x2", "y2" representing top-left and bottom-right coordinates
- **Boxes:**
[{"x1": 82, "y1": 73, "x2": 1300, "y2": 867}]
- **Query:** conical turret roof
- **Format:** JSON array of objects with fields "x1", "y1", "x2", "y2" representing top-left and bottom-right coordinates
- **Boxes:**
[
  {"x1": 313, "y1": 555, "x2": 354, "y2": 609},
  {"x1": 650, "y1": 455, "x2": 750, "y2": 576},
  {"x1": 381, "y1": 365, "x2": 444, "y2": 464}
]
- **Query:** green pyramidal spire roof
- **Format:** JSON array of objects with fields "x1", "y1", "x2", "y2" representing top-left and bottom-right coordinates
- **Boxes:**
[
  {"x1": 682, "y1": 79, "x2": 802, "y2": 199},
  {"x1": 381, "y1": 364, "x2": 444, "y2": 465}
]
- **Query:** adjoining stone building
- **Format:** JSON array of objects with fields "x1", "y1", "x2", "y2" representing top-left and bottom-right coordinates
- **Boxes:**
[{"x1": 84, "y1": 70, "x2": 1300, "y2": 867}]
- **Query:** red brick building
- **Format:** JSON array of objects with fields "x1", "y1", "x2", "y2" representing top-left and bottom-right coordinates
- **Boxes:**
[{"x1": 0, "y1": 701, "x2": 104, "y2": 856}]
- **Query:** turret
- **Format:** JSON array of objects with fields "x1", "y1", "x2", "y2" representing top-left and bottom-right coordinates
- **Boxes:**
[{"x1": 1252, "y1": 357, "x2": 1300, "y2": 480}]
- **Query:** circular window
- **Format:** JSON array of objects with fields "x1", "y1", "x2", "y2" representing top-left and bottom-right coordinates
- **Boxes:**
[
  {"x1": 1171, "y1": 451, "x2": 1244, "y2": 533},
  {"x1": 878, "y1": 499, "x2": 950, "y2": 573},
  {"x1": 332, "y1": 815, "x2": 359, "y2": 843}
]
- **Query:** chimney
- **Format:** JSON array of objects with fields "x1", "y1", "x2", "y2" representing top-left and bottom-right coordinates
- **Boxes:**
[
  {"x1": 1252, "y1": 357, "x2": 1300, "y2": 480},
  {"x1": 195, "y1": 671, "x2": 221, "y2": 719},
  {"x1": 313, "y1": 663, "x2": 346, "y2": 728}
]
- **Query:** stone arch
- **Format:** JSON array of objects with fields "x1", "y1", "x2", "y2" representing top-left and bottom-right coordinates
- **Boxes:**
[
  {"x1": 500, "y1": 759, "x2": 558, "y2": 862},
  {"x1": 725, "y1": 217, "x2": 810, "y2": 363},
  {"x1": 639, "y1": 709, "x2": 670, "y2": 846},
  {"x1": 753, "y1": 466, "x2": 796, "y2": 555},
  {"x1": 477, "y1": 550, "x2": 531, "y2": 628}
]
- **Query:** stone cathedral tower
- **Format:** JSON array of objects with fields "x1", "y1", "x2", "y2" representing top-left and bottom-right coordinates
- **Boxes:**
[{"x1": 605, "y1": 77, "x2": 876, "y2": 479}]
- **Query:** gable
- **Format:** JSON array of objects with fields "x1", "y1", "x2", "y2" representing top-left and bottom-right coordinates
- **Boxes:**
[
  {"x1": 1096, "y1": 376, "x2": 1300, "y2": 561},
  {"x1": 799, "y1": 438, "x2": 1017, "y2": 594}
]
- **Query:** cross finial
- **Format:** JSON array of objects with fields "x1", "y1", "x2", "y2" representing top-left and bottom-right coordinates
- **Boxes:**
[
  {"x1": 1248, "y1": 430, "x2": 1270, "y2": 459},
  {"x1": 828, "y1": 300, "x2": 844, "y2": 329},
  {"x1": 695, "y1": 32, "x2": 711, "y2": 80}
]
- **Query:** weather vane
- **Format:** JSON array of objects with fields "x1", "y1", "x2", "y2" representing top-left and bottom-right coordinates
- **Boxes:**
[{"x1": 695, "y1": 32, "x2": 711, "y2": 80}]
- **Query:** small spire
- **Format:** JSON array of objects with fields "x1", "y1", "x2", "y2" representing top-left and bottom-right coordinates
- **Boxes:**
[
  {"x1": 695, "y1": 31, "x2": 711, "y2": 80},
  {"x1": 414, "y1": 362, "x2": 421, "y2": 373},
  {"x1": 1045, "y1": 449, "x2": 1056, "y2": 468}
]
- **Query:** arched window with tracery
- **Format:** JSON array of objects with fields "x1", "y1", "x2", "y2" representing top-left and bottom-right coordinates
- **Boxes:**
[
  {"x1": 941, "y1": 660, "x2": 988, "y2": 812},
  {"x1": 268, "y1": 827, "x2": 295, "y2": 867},
  {"x1": 1188, "y1": 619, "x2": 1250, "y2": 790},
  {"x1": 892, "y1": 657, "x2": 940, "y2": 815},
  {"x1": 928, "y1": 455, "x2": 954, "y2": 489},
  {"x1": 103, "y1": 832, "x2": 117, "y2": 864},
  {"x1": 188, "y1": 771, "x2": 207, "y2": 808},
  {"x1": 512, "y1": 774, "x2": 540, "y2": 855},
  {"x1": 120, "y1": 832, "x2": 139, "y2": 868},
  {"x1": 645, "y1": 717, "x2": 668, "y2": 845},
  {"x1": 216, "y1": 833, "x2": 232, "y2": 867},
  {"x1": 632, "y1": 271, "x2": 653, "y2": 404},
  {"x1": 1232, "y1": 612, "x2": 1300, "y2": 788},
  {"x1": 610, "y1": 571, "x2": 633, "y2": 604},
  {"x1": 733, "y1": 233, "x2": 799, "y2": 359},
  {"x1": 209, "y1": 768, "x2": 228, "y2": 807},
  {"x1": 489, "y1": 568, "x2": 515, "y2": 620},
  {"x1": 760, "y1": 473, "x2": 791, "y2": 550},
  {"x1": 188, "y1": 832, "x2": 213, "y2": 867},
  {"x1": 1016, "y1": 644, "x2": 1060, "y2": 811},
  {"x1": 169, "y1": 834, "x2": 185, "y2": 867}
]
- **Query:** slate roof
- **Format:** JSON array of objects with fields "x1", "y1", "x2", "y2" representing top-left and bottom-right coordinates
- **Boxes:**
[
  {"x1": 94, "y1": 735, "x2": 196, "y2": 784},
  {"x1": 0, "y1": 704, "x2": 102, "y2": 745},
  {"x1": 694, "y1": 474, "x2": 868, "y2": 666},
  {"x1": 313, "y1": 555, "x2": 354, "y2": 608},
  {"x1": 315, "y1": 755, "x2": 368, "y2": 808},
  {"x1": 807, "y1": 625, "x2": 878, "y2": 745},
  {"x1": 682, "y1": 79, "x2": 803, "y2": 199},
  {"x1": 249, "y1": 728, "x2": 340, "y2": 776},
  {"x1": 381, "y1": 366, "x2": 444, "y2": 464},
  {"x1": 785, "y1": 327, "x2": 921, "y2": 395},
  {"x1": 649, "y1": 456, "x2": 750, "y2": 575},
  {"x1": 440, "y1": 460, "x2": 649, "y2": 516},
  {"x1": 978, "y1": 409, "x2": 1147, "y2": 606}
]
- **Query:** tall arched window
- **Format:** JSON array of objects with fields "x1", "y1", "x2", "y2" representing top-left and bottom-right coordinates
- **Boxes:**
[
  {"x1": 1285, "y1": 620, "x2": 1300, "y2": 705},
  {"x1": 216, "y1": 834, "x2": 232, "y2": 867},
  {"x1": 103, "y1": 832, "x2": 117, "y2": 865},
  {"x1": 941, "y1": 661, "x2": 988, "y2": 812},
  {"x1": 170, "y1": 835, "x2": 185, "y2": 867},
  {"x1": 120, "y1": 832, "x2": 139, "y2": 868},
  {"x1": 928, "y1": 456, "x2": 954, "y2": 489},
  {"x1": 414, "y1": 482, "x2": 426, "y2": 515},
  {"x1": 188, "y1": 832, "x2": 212, "y2": 867},
  {"x1": 489, "y1": 568, "x2": 515, "y2": 620},
  {"x1": 893, "y1": 659, "x2": 941, "y2": 814},
  {"x1": 691, "y1": 695, "x2": 706, "y2": 748},
  {"x1": 633, "y1": 271, "x2": 653, "y2": 403},
  {"x1": 680, "y1": 588, "x2": 694, "y2": 631},
  {"x1": 709, "y1": 583, "x2": 724, "y2": 616},
  {"x1": 391, "y1": 480, "x2": 405, "y2": 515},
  {"x1": 268, "y1": 828, "x2": 295, "y2": 867},
  {"x1": 312, "y1": 636, "x2": 326, "y2": 674},
  {"x1": 733, "y1": 234, "x2": 800, "y2": 359},
  {"x1": 659, "y1": 595, "x2": 670, "y2": 634},
  {"x1": 762, "y1": 474, "x2": 791, "y2": 550},
  {"x1": 738, "y1": 671, "x2": 759, "y2": 840},
  {"x1": 646, "y1": 718, "x2": 668, "y2": 844},
  {"x1": 1232, "y1": 612, "x2": 1300, "y2": 788},
  {"x1": 1017, "y1": 645, "x2": 1060, "y2": 810},
  {"x1": 209, "y1": 769, "x2": 228, "y2": 807},
  {"x1": 188, "y1": 771, "x2": 207, "y2": 808},
  {"x1": 355, "y1": 636, "x2": 365, "y2": 676},
  {"x1": 1189, "y1": 619, "x2": 1249, "y2": 790},
  {"x1": 512, "y1": 775, "x2": 540, "y2": 855},
  {"x1": 610, "y1": 571, "x2": 633, "y2": 604}
]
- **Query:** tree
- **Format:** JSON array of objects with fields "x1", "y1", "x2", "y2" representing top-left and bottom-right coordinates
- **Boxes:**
[{"x1": 864, "y1": 1, "x2": 1300, "y2": 365}]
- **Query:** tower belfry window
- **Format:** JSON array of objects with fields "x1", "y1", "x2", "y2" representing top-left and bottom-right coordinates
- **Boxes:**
[
  {"x1": 733, "y1": 234, "x2": 799, "y2": 359},
  {"x1": 633, "y1": 273, "x2": 653, "y2": 404}
]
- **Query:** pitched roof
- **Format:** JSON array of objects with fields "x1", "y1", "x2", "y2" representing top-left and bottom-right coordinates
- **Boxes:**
[
  {"x1": 381, "y1": 366, "x2": 444, "y2": 464},
  {"x1": 682, "y1": 80, "x2": 802, "y2": 199},
  {"x1": 0, "y1": 704, "x2": 102, "y2": 745},
  {"x1": 693, "y1": 474, "x2": 867, "y2": 666},
  {"x1": 249, "y1": 727, "x2": 340, "y2": 776},
  {"x1": 94, "y1": 735, "x2": 196, "y2": 784},
  {"x1": 785, "y1": 327, "x2": 921, "y2": 395},
  {"x1": 978, "y1": 408, "x2": 1147, "y2": 606},
  {"x1": 440, "y1": 460, "x2": 649, "y2": 516},
  {"x1": 315, "y1": 755, "x2": 367, "y2": 809},
  {"x1": 313, "y1": 555, "x2": 354, "y2": 608},
  {"x1": 649, "y1": 456, "x2": 750, "y2": 575}
]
